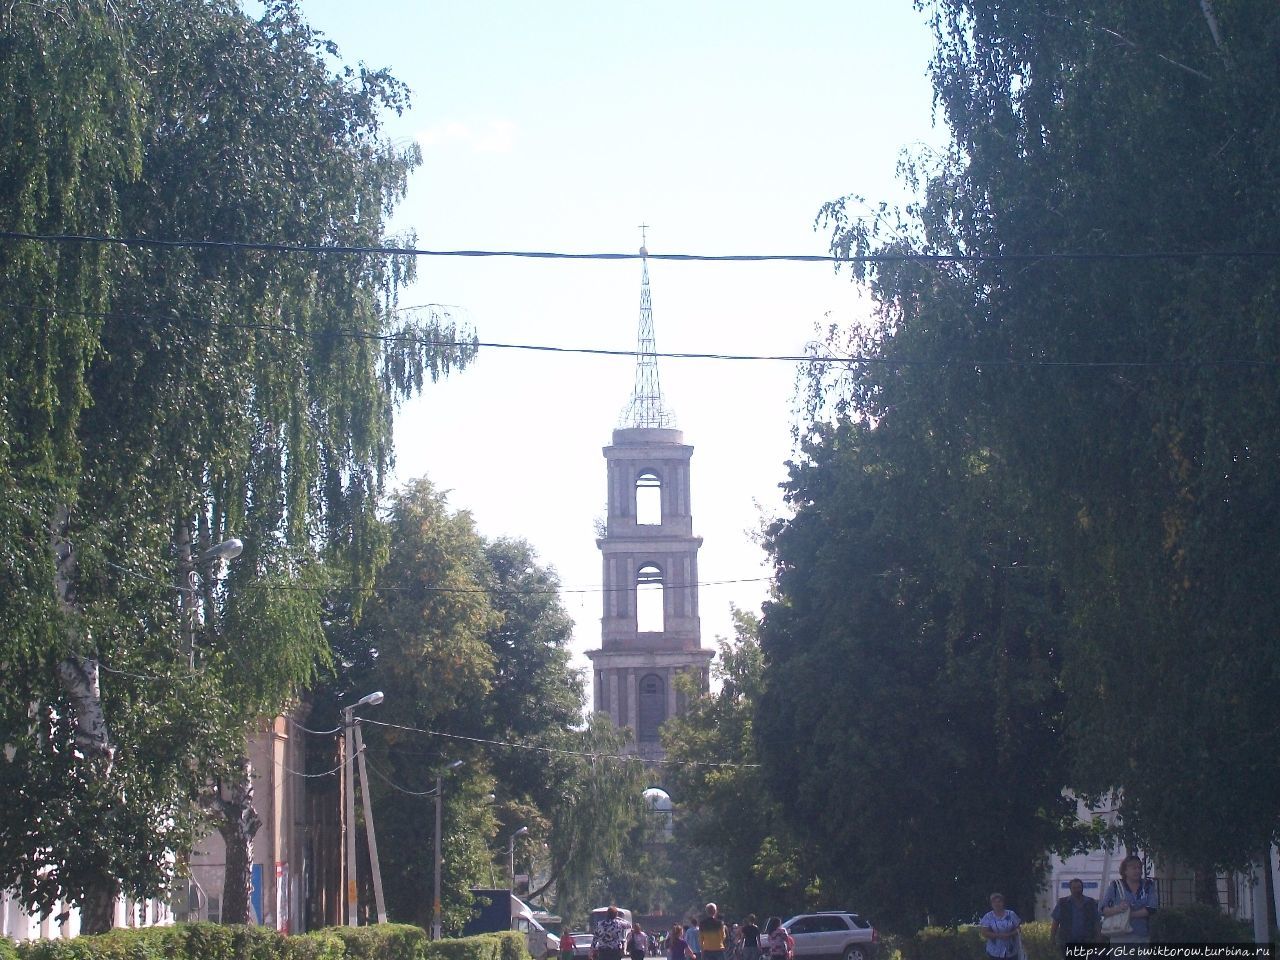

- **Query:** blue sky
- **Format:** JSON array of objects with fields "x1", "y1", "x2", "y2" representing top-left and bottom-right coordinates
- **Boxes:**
[{"x1": 298, "y1": 0, "x2": 948, "y2": 675}]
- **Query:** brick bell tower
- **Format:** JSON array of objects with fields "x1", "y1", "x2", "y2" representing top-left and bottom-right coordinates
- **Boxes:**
[{"x1": 585, "y1": 239, "x2": 712, "y2": 761}]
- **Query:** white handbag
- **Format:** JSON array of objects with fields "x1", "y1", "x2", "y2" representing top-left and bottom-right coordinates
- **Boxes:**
[{"x1": 1100, "y1": 881, "x2": 1133, "y2": 937}]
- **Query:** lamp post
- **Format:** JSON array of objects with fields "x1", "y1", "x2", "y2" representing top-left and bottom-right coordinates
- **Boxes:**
[
  {"x1": 508, "y1": 826, "x2": 529, "y2": 890},
  {"x1": 343, "y1": 691, "x2": 384, "y2": 927},
  {"x1": 432, "y1": 759, "x2": 465, "y2": 941},
  {"x1": 179, "y1": 536, "x2": 244, "y2": 668}
]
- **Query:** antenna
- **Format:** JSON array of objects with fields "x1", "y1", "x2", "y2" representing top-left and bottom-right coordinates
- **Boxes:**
[{"x1": 621, "y1": 228, "x2": 675, "y2": 429}]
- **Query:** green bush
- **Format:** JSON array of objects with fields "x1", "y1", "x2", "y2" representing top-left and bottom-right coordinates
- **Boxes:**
[
  {"x1": 1018, "y1": 922, "x2": 1055, "y2": 960},
  {"x1": 324, "y1": 926, "x2": 428, "y2": 960},
  {"x1": 900, "y1": 925, "x2": 985, "y2": 960},
  {"x1": 423, "y1": 932, "x2": 526, "y2": 960},
  {"x1": 11, "y1": 924, "x2": 520, "y2": 960},
  {"x1": 1150, "y1": 906, "x2": 1251, "y2": 944},
  {"x1": 18, "y1": 926, "x2": 185, "y2": 960},
  {"x1": 279, "y1": 933, "x2": 346, "y2": 960},
  {"x1": 900, "y1": 922, "x2": 1054, "y2": 960}
]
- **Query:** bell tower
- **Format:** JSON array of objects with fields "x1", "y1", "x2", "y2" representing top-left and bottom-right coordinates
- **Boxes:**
[{"x1": 586, "y1": 239, "x2": 712, "y2": 761}]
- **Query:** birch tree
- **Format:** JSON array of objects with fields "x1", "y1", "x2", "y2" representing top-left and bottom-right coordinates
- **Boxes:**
[{"x1": 0, "y1": 0, "x2": 475, "y2": 930}]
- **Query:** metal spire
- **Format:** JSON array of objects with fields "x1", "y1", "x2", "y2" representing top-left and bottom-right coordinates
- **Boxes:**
[{"x1": 621, "y1": 226, "x2": 676, "y2": 429}]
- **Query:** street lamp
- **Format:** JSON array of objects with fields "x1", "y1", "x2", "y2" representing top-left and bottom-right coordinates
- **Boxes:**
[
  {"x1": 432, "y1": 759, "x2": 465, "y2": 941},
  {"x1": 180, "y1": 536, "x2": 244, "y2": 668},
  {"x1": 508, "y1": 826, "x2": 529, "y2": 890},
  {"x1": 199, "y1": 538, "x2": 244, "y2": 564},
  {"x1": 343, "y1": 691, "x2": 386, "y2": 926}
]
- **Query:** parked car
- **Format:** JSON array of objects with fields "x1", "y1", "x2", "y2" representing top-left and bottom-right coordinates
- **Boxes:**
[
  {"x1": 570, "y1": 933, "x2": 594, "y2": 959},
  {"x1": 782, "y1": 912, "x2": 878, "y2": 960}
]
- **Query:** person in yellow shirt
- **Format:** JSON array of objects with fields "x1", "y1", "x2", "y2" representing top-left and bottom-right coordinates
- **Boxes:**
[{"x1": 700, "y1": 904, "x2": 727, "y2": 960}]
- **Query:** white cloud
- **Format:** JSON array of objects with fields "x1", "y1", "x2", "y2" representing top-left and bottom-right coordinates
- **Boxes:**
[{"x1": 417, "y1": 119, "x2": 517, "y2": 154}]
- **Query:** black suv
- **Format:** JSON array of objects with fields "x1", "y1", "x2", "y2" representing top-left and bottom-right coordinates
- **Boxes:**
[{"x1": 782, "y1": 912, "x2": 878, "y2": 960}]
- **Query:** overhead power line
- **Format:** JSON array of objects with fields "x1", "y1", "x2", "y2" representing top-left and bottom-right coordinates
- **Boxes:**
[
  {"x1": 99, "y1": 555, "x2": 770, "y2": 597},
  {"x1": 3, "y1": 229, "x2": 1280, "y2": 264},
  {"x1": 6, "y1": 301, "x2": 1279, "y2": 370},
  {"x1": 358, "y1": 716, "x2": 758, "y2": 769}
]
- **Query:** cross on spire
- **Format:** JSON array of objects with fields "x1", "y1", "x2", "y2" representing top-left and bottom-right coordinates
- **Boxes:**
[{"x1": 621, "y1": 227, "x2": 675, "y2": 429}]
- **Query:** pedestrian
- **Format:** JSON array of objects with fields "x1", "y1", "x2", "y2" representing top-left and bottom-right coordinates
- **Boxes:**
[
  {"x1": 978, "y1": 893, "x2": 1022, "y2": 960},
  {"x1": 764, "y1": 918, "x2": 792, "y2": 960},
  {"x1": 728, "y1": 924, "x2": 741, "y2": 960},
  {"x1": 687, "y1": 918, "x2": 701, "y2": 960},
  {"x1": 629, "y1": 923, "x2": 650, "y2": 960},
  {"x1": 1100, "y1": 855, "x2": 1158, "y2": 945},
  {"x1": 561, "y1": 929, "x2": 577, "y2": 960},
  {"x1": 740, "y1": 915, "x2": 761, "y2": 960},
  {"x1": 670, "y1": 924, "x2": 695, "y2": 960},
  {"x1": 700, "y1": 904, "x2": 728, "y2": 960},
  {"x1": 1051, "y1": 879, "x2": 1101, "y2": 954},
  {"x1": 593, "y1": 906, "x2": 633, "y2": 960}
]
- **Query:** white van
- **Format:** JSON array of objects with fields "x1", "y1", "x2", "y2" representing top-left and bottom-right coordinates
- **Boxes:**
[{"x1": 513, "y1": 896, "x2": 559, "y2": 958}]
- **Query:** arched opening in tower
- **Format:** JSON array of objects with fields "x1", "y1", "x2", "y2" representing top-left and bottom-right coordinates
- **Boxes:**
[
  {"x1": 636, "y1": 563, "x2": 664, "y2": 632},
  {"x1": 635, "y1": 471, "x2": 662, "y2": 526},
  {"x1": 638, "y1": 673, "x2": 667, "y2": 742}
]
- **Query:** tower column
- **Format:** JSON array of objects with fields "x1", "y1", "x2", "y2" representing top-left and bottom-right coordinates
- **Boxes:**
[{"x1": 627, "y1": 671, "x2": 639, "y2": 733}]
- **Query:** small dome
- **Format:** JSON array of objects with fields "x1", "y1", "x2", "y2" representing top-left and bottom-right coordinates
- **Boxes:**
[
  {"x1": 639, "y1": 245, "x2": 648, "y2": 258},
  {"x1": 642, "y1": 787, "x2": 673, "y2": 811}
]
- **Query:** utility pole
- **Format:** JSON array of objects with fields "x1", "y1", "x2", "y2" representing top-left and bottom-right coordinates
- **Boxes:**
[
  {"x1": 432, "y1": 759, "x2": 464, "y2": 940},
  {"x1": 353, "y1": 722, "x2": 387, "y2": 923},
  {"x1": 342, "y1": 691, "x2": 384, "y2": 926},
  {"x1": 508, "y1": 826, "x2": 529, "y2": 890}
]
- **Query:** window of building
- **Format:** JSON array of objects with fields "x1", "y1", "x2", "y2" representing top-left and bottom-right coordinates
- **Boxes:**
[
  {"x1": 636, "y1": 563, "x2": 664, "y2": 632},
  {"x1": 638, "y1": 673, "x2": 667, "y2": 742},
  {"x1": 636, "y1": 471, "x2": 662, "y2": 526}
]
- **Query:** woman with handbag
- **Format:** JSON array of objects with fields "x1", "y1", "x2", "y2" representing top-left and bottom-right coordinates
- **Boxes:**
[
  {"x1": 764, "y1": 918, "x2": 793, "y2": 960},
  {"x1": 1101, "y1": 855, "x2": 1159, "y2": 945}
]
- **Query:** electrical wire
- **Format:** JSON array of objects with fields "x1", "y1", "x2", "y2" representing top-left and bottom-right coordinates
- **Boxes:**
[
  {"x1": 100, "y1": 555, "x2": 772, "y2": 597},
  {"x1": 277, "y1": 750, "x2": 359, "y2": 779},
  {"x1": 3, "y1": 229, "x2": 1280, "y2": 264},
  {"x1": 6, "y1": 301, "x2": 1277, "y2": 370},
  {"x1": 358, "y1": 716, "x2": 759, "y2": 769},
  {"x1": 287, "y1": 718, "x2": 344, "y2": 736},
  {"x1": 360, "y1": 756, "x2": 441, "y2": 796}
]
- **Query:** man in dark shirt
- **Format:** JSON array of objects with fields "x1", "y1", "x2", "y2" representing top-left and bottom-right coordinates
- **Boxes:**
[{"x1": 1051, "y1": 879, "x2": 1101, "y2": 954}]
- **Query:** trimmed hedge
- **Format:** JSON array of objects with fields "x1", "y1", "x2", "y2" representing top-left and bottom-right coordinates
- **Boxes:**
[
  {"x1": 423, "y1": 934, "x2": 524, "y2": 960},
  {"x1": 9, "y1": 924, "x2": 527, "y2": 960},
  {"x1": 902, "y1": 922, "x2": 1061, "y2": 960},
  {"x1": 899, "y1": 908, "x2": 1258, "y2": 960},
  {"x1": 1149, "y1": 906, "x2": 1251, "y2": 944}
]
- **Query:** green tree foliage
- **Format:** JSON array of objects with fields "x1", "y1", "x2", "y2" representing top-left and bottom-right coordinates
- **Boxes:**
[
  {"x1": 589, "y1": 784, "x2": 675, "y2": 919},
  {"x1": 791, "y1": 0, "x2": 1280, "y2": 905},
  {"x1": 758, "y1": 418, "x2": 1080, "y2": 930},
  {"x1": 312, "y1": 480, "x2": 635, "y2": 932},
  {"x1": 540, "y1": 715, "x2": 647, "y2": 925},
  {"x1": 662, "y1": 610, "x2": 814, "y2": 920},
  {"x1": 317, "y1": 479, "x2": 500, "y2": 929},
  {"x1": 0, "y1": 0, "x2": 475, "y2": 929}
]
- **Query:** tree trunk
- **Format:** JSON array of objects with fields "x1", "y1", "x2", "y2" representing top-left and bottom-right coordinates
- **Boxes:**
[
  {"x1": 51, "y1": 504, "x2": 120, "y2": 932},
  {"x1": 80, "y1": 876, "x2": 119, "y2": 935},
  {"x1": 216, "y1": 757, "x2": 263, "y2": 925},
  {"x1": 51, "y1": 505, "x2": 115, "y2": 769}
]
